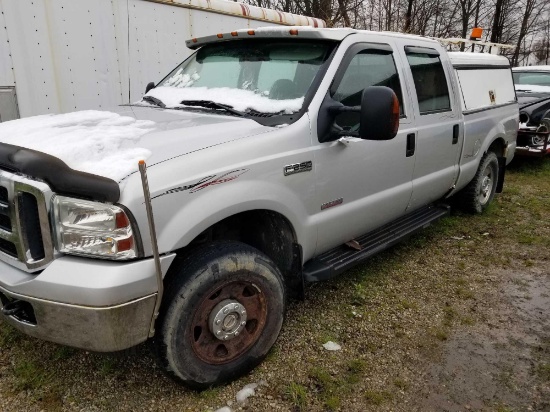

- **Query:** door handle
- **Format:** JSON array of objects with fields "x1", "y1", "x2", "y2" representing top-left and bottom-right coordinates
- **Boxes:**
[
  {"x1": 452, "y1": 124, "x2": 459, "y2": 144},
  {"x1": 406, "y1": 133, "x2": 415, "y2": 157}
]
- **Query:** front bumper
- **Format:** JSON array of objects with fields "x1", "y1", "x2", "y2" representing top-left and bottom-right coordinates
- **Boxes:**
[
  {"x1": 0, "y1": 253, "x2": 176, "y2": 351},
  {"x1": 0, "y1": 288, "x2": 156, "y2": 352}
]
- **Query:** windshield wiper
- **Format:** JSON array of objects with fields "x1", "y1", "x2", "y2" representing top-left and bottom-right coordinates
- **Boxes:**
[
  {"x1": 142, "y1": 95, "x2": 166, "y2": 108},
  {"x1": 180, "y1": 100, "x2": 245, "y2": 117}
]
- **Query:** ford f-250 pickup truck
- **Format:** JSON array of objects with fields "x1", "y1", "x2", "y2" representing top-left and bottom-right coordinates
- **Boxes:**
[{"x1": 0, "y1": 27, "x2": 518, "y2": 388}]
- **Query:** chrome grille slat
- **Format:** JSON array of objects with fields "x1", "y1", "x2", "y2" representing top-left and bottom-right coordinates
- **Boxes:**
[{"x1": 0, "y1": 172, "x2": 53, "y2": 272}]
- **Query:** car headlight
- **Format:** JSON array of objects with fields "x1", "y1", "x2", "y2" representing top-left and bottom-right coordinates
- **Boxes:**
[{"x1": 51, "y1": 195, "x2": 140, "y2": 260}]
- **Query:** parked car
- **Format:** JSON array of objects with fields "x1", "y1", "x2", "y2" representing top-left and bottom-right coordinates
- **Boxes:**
[
  {"x1": 512, "y1": 66, "x2": 550, "y2": 93},
  {"x1": 0, "y1": 27, "x2": 518, "y2": 388},
  {"x1": 512, "y1": 66, "x2": 550, "y2": 155}
]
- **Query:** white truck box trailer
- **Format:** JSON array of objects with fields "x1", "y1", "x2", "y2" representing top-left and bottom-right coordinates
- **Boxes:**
[{"x1": 0, "y1": 0, "x2": 324, "y2": 122}]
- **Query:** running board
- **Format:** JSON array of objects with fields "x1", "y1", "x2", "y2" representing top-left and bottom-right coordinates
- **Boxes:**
[{"x1": 303, "y1": 204, "x2": 450, "y2": 282}]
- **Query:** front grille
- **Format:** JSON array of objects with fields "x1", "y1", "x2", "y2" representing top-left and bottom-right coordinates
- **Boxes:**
[{"x1": 0, "y1": 173, "x2": 53, "y2": 272}]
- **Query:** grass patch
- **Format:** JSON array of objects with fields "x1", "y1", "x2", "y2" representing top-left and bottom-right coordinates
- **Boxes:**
[
  {"x1": 536, "y1": 363, "x2": 550, "y2": 381},
  {"x1": 364, "y1": 389, "x2": 393, "y2": 405},
  {"x1": 197, "y1": 386, "x2": 221, "y2": 400},
  {"x1": 455, "y1": 287, "x2": 475, "y2": 300},
  {"x1": 324, "y1": 395, "x2": 341, "y2": 410},
  {"x1": 284, "y1": 382, "x2": 307, "y2": 410},
  {"x1": 432, "y1": 328, "x2": 449, "y2": 341},
  {"x1": 393, "y1": 378, "x2": 409, "y2": 390},
  {"x1": 0, "y1": 322, "x2": 22, "y2": 347},
  {"x1": 52, "y1": 346, "x2": 77, "y2": 361},
  {"x1": 13, "y1": 359, "x2": 53, "y2": 391}
]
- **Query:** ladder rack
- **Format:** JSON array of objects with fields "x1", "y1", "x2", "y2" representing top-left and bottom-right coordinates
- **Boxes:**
[{"x1": 435, "y1": 37, "x2": 516, "y2": 55}]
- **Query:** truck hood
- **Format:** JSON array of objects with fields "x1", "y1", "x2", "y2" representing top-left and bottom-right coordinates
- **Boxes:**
[
  {"x1": 122, "y1": 105, "x2": 271, "y2": 168},
  {"x1": 0, "y1": 106, "x2": 271, "y2": 185}
]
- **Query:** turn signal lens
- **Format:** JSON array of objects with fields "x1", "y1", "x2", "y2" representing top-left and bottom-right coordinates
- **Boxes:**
[{"x1": 391, "y1": 95, "x2": 400, "y2": 135}]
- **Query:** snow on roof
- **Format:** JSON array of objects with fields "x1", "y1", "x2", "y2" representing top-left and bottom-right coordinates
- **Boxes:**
[
  {"x1": 0, "y1": 111, "x2": 154, "y2": 183},
  {"x1": 512, "y1": 65, "x2": 550, "y2": 72},
  {"x1": 448, "y1": 52, "x2": 510, "y2": 67}
]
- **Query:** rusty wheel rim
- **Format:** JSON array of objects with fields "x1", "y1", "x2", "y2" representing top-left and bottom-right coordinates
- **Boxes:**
[{"x1": 190, "y1": 280, "x2": 267, "y2": 365}]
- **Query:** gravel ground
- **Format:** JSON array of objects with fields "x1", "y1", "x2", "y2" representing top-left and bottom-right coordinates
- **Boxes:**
[{"x1": 0, "y1": 157, "x2": 549, "y2": 412}]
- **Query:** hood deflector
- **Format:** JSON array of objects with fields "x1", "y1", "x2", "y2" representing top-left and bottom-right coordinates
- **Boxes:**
[{"x1": 0, "y1": 143, "x2": 120, "y2": 203}]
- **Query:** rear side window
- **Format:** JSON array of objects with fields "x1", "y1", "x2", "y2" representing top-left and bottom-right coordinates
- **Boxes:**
[
  {"x1": 406, "y1": 50, "x2": 451, "y2": 114},
  {"x1": 331, "y1": 49, "x2": 403, "y2": 130}
]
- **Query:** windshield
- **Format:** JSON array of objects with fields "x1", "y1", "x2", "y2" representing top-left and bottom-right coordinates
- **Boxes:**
[
  {"x1": 513, "y1": 71, "x2": 550, "y2": 87},
  {"x1": 146, "y1": 40, "x2": 335, "y2": 114}
]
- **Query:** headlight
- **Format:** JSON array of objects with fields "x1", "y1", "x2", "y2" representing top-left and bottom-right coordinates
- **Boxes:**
[{"x1": 51, "y1": 196, "x2": 140, "y2": 260}]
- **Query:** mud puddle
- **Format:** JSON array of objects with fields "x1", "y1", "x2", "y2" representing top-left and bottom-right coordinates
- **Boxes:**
[{"x1": 420, "y1": 266, "x2": 550, "y2": 411}]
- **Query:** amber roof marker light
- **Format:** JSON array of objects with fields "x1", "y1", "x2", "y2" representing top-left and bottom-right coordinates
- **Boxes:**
[
  {"x1": 231, "y1": 31, "x2": 238, "y2": 37},
  {"x1": 470, "y1": 27, "x2": 483, "y2": 40},
  {"x1": 247, "y1": 30, "x2": 255, "y2": 35},
  {"x1": 289, "y1": 29, "x2": 299, "y2": 35}
]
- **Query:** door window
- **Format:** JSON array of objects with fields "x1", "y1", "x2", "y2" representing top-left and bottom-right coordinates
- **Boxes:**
[
  {"x1": 405, "y1": 50, "x2": 451, "y2": 114},
  {"x1": 331, "y1": 49, "x2": 403, "y2": 131}
]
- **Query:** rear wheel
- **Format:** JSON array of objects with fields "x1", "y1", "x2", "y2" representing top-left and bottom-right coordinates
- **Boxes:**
[
  {"x1": 153, "y1": 241, "x2": 285, "y2": 389},
  {"x1": 456, "y1": 151, "x2": 499, "y2": 214}
]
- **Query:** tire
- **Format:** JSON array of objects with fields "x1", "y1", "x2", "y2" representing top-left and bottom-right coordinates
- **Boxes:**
[
  {"x1": 456, "y1": 151, "x2": 499, "y2": 214},
  {"x1": 152, "y1": 241, "x2": 286, "y2": 389}
]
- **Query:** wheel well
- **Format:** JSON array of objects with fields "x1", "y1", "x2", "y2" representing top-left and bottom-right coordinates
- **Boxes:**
[
  {"x1": 488, "y1": 138, "x2": 506, "y2": 157},
  {"x1": 172, "y1": 210, "x2": 303, "y2": 298}
]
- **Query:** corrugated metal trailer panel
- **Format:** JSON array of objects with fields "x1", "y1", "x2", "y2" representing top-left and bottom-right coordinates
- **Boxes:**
[
  {"x1": 0, "y1": 0, "x2": 323, "y2": 120},
  {"x1": 0, "y1": 2, "x2": 15, "y2": 87}
]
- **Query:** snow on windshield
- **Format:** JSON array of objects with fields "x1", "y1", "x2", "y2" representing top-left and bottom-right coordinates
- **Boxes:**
[
  {"x1": 0, "y1": 111, "x2": 154, "y2": 182},
  {"x1": 144, "y1": 86, "x2": 304, "y2": 114}
]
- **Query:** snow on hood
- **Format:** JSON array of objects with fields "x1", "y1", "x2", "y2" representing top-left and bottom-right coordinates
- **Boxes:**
[
  {"x1": 0, "y1": 111, "x2": 154, "y2": 182},
  {"x1": 144, "y1": 86, "x2": 304, "y2": 114},
  {"x1": 0, "y1": 107, "x2": 271, "y2": 184}
]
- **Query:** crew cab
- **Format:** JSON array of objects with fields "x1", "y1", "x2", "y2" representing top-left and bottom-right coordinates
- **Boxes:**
[{"x1": 0, "y1": 27, "x2": 518, "y2": 388}]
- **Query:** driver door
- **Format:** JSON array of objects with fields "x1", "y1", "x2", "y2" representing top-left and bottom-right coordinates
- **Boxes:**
[{"x1": 312, "y1": 41, "x2": 417, "y2": 254}]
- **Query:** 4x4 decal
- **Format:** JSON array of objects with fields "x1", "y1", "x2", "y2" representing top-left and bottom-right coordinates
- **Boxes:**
[{"x1": 152, "y1": 169, "x2": 248, "y2": 199}]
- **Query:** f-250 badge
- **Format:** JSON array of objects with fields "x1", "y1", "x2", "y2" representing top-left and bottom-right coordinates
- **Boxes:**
[
  {"x1": 284, "y1": 161, "x2": 312, "y2": 176},
  {"x1": 152, "y1": 169, "x2": 248, "y2": 199}
]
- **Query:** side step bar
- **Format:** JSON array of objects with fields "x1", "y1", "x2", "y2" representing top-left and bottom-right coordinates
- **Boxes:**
[{"x1": 303, "y1": 204, "x2": 450, "y2": 282}]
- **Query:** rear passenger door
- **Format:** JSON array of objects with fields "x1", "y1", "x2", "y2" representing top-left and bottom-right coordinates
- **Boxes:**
[{"x1": 402, "y1": 46, "x2": 462, "y2": 210}]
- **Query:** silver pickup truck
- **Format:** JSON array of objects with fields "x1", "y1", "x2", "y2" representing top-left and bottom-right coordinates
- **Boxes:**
[{"x1": 0, "y1": 27, "x2": 518, "y2": 388}]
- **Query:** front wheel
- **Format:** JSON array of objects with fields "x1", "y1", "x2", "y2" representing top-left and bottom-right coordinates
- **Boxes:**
[
  {"x1": 153, "y1": 241, "x2": 286, "y2": 389},
  {"x1": 456, "y1": 151, "x2": 499, "y2": 214}
]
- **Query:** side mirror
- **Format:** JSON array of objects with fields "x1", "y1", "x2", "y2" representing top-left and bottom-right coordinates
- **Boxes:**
[
  {"x1": 359, "y1": 86, "x2": 400, "y2": 140},
  {"x1": 317, "y1": 86, "x2": 399, "y2": 143},
  {"x1": 145, "y1": 82, "x2": 156, "y2": 94}
]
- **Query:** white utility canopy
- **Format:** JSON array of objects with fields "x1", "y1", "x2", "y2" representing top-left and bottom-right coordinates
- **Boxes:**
[{"x1": 449, "y1": 52, "x2": 516, "y2": 112}]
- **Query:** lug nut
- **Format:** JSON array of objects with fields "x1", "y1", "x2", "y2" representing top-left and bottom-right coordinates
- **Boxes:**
[
  {"x1": 223, "y1": 308, "x2": 229, "y2": 314},
  {"x1": 216, "y1": 319, "x2": 221, "y2": 325},
  {"x1": 241, "y1": 321, "x2": 246, "y2": 326}
]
